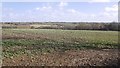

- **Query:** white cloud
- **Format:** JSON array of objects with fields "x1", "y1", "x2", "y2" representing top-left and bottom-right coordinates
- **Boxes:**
[
  {"x1": 58, "y1": 2, "x2": 68, "y2": 7},
  {"x1": 2, "y1": 3, "x2": 118, "y2": 22},
  {"x1": 35, "y1": 6, "x2": 52, "y2": 11},
  {"x1": 41, "y1": 6, "x2": 52, "y2": 10},
  {"x1": 104, "y1": 4, "x2": 118, "y2": 19},
  {"x1": 105, "y1": 5, "x2": 118, "y2": 12},
  {"x1": 35, "y1": 7, "x2": 40, "y2": 10},
  {"x1": 98, "y1": 4, "x2": 118, "y2": 22},
  {"x1": 67, "y1": 9, "x2": 77, "y2": 13}
]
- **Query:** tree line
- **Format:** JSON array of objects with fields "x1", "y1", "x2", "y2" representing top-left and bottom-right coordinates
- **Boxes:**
[{"x1": 2, "y1": 22, "x2": 120, "y2": 31}]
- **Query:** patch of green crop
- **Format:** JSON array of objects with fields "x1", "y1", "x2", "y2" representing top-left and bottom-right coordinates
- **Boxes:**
[{"x1": 2, "y1": 39, "x2": 118, "y2": 58}]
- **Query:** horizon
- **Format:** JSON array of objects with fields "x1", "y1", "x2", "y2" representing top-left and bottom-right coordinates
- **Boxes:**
[{"x1": 0, "y1": 21, "x2": 119, "y2": 24}]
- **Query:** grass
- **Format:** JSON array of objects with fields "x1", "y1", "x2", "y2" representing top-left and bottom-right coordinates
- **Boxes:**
[{"x1": 2, "y1": 29, "x2": 118, "y2": 58}]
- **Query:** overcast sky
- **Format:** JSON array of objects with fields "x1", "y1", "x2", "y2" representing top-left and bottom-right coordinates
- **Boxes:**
[{"x1": 2, "y1": 1, "x2": 119, "y2": 22}]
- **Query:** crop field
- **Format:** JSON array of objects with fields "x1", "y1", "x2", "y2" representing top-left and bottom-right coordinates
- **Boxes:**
[{"x1": 2, "y1": 29, "x2": 119, "y2": 66}]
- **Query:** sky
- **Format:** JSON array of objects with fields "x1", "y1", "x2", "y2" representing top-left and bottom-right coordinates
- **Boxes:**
[{"x1": 1, "y1": 1, "x2": 119, "y2": 22}]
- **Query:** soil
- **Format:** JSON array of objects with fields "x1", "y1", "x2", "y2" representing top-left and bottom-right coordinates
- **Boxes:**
[{"x1": 2, "y1": 49, "x2": 119, "y2": 66}]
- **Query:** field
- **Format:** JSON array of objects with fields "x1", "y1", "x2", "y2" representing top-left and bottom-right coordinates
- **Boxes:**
[{"x1": 2, "y1": 29, "x2": 119, "y2": 66}]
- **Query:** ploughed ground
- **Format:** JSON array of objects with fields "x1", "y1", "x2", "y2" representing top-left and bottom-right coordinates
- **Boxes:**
[{"x1": 3, "y1": 49, "x2": 119, "y2": 66}]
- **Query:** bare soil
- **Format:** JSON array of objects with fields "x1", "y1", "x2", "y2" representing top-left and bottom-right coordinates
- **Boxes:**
[{"x1": 2, "y1": 49, "x2": 119, "y2": 66}]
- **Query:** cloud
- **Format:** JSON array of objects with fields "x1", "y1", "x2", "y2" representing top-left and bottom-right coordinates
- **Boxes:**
[
  {"x1": 98, "y1": 4, "x2": 118, "y2": 22},
  {"x1": 2, "y1": 3, "x2": 118, "y2": 22},
  {"x1": 67, "y1": 9, "x2": 78, "y2": 13},
  {"x1": 58, "y1": 2, "x2": 68, "y2": 7},
  {"x1": 105, "y1": 5, "x2": 118, "y2": 12},
  {"x1": 104, "y1": 4, "x2": 118, "y2": 17},
  {"x1": 41, "y1": 6, "x2": 52, "y2": 11},
  {"x1": 36, "y1": 6, "x2": 52, "y2": 10},
  {"x1": 35, "y1": 7, "x2": 40, "y2": 10}
]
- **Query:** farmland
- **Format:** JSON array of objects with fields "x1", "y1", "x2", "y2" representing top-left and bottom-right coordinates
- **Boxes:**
[{"x1": 2, "y1": 28, "x2": 119, "y2": 66}]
